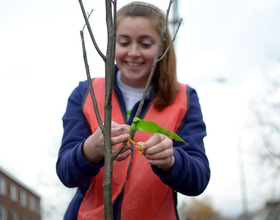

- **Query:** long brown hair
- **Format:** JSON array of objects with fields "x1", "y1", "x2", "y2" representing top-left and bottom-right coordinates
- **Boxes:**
[{"x1": 117, "y1": 2, "x2": 178, "y2": 110}]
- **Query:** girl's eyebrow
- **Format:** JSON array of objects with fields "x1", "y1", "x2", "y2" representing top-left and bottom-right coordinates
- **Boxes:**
[
  {"x1": 139, "y1": 35, "x2": 154, "y2": 40},
  {"x1": 116, "y1": 34, "x2": 154, "y2": 40},
  {"x1": 116, "y1": 34, "x2": 129, "y2": 38},
  {"x1": 116, "y1": 35, "x2": 131, "y2": 41}
]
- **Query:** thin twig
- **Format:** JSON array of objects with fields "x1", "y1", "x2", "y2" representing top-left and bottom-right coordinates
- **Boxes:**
[
  {"x1": 80, "y1": 31, "x2": 104, "y2": 132},
  {"x1": 82, "y1": 9, "x2": 94, "y2": 32},
  {"x1": 158, "y1": 18, "x2": 182, "y2": 62},
  {"x1": 78, "y1": 0, "x2": 106, "y2": 60},
  {"x1": 134, "y1": 0, "x2": 173, "y2": 119}
]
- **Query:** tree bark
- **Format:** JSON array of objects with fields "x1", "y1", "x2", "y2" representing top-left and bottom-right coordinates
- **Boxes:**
[{"x1": 103, "y1": 0, "x2": 116, "y2": 219}]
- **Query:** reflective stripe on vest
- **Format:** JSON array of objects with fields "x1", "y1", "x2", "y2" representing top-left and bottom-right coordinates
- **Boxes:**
[{"x1": 79, "y1": 78, "x2": 188, "y2": 220}]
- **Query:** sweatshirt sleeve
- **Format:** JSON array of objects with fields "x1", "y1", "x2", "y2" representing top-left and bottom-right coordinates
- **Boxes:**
[
  {"x1": 152, "y1": 86, "x2": 210, "y2": 196},
  {"x1": 56, "y1": 81, "x2": 104, "y2": 188}
]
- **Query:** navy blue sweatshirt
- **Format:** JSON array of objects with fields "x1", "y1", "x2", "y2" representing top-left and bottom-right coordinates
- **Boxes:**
[{"x1": 56, "y1": 69, "x2": 210, "y2": 219}]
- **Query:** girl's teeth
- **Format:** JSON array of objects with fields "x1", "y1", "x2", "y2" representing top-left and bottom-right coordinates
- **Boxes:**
[{"x1": 127, "y1": 62, "x2": 141, "y2": 67}]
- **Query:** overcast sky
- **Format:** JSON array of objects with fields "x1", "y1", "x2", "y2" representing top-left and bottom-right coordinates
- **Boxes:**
[{"x1": 1, "y1": 0, "x2": 280, "y2": 219}]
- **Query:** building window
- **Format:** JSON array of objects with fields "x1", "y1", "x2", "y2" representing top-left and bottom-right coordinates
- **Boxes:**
[
  {"x1": 0, "y1": 176, "x2": 6, "y2": 196},
  {"x1": 0, "y1": 206, "x2": 7, "y2": 220},
  {"x1": 20, "y1": 190, "x2": 27, "y2": 207},
  {"x1": 29, "y1": 196, "x2": 35, "y2": 212},
  {"x1": 21, "y1": 216, "x2": 28, "y2": 220},
  {"x1": 35, "y1": 202, "x2": 41, "y2": 215},
  {"x1": 10, "y1": 184, "x2": 18, "y2": 202},
  {"x1": 11, "y1": 210, "x2": 18, "y2": 220}
]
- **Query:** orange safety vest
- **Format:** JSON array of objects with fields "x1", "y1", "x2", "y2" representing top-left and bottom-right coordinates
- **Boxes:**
[{"x1": 78, "y1": 78, "x2": 188, "y2": 220}]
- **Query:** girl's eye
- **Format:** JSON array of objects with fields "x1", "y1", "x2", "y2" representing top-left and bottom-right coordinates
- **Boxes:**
[
  {"x1": 118, "y1": 41, "x2": 129, "y2": 47},
  {"x1": 141, "y1": 43, "x2": 152, "y2": 48}
]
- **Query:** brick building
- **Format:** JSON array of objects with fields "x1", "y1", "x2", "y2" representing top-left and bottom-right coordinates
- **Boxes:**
[{"x1": 0, "y1": 166, "x2": 41, "y2": 220}]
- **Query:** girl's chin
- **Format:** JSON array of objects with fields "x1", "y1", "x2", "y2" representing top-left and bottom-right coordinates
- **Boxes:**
[
  {"x1": 124, "y1": 65, "x2": 142, "y2": 72},
  {"x1": 121, "y1": 77, "x2": 147, "y2": 88}
]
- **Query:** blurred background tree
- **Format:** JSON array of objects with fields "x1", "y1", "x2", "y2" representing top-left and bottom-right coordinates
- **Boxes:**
[
  {"x1": 252, "y1": 61, "x2": 280, "y2": 175},
  {"x1": 178, "y1": 197, "x2": 232, "y2": 220},
  {"x1": 249, "y1": 59, "x2": 280, "y2": 206}
]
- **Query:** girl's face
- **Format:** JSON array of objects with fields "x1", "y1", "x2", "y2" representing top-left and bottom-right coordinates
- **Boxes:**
[{"x1": 116, "y1": 17, "x2": 160, "y2": 88}]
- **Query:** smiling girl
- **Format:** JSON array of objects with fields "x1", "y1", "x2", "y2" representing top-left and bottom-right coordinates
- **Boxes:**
[{"x1": 56, "y1": 2, "x2": 210, "y2": 220}]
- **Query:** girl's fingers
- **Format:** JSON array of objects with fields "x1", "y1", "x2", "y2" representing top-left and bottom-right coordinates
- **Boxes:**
[
  {"x1": 143, "y1": 134, "x2": 163, "y2": 148},
  {"x1": 148, "y1": 155, "x2": 175, "y2": 172},
  {"x1": 102, "y1": 121, "x2": 130, "y2": 146},
  {"x1": 145, "y1": 147, "x2": 173, "y2": 160},
  {"x1": 114, "y1": 149, "x2": 131, "y2": 161},
  {"x1": 111, "y1": 122, "x2": 130, "y2": 137},
  {"x1": 124, "y1": 131, "x2": 175, "y2": 171},
  {"x1": 141, "y1": 134, "x2": 169, "y2": 154},
  {"x1": 112, "y1": 144, "x2": 131, "y2": 161},
  {"x1": 111, "y1": 133, "x2": 129, "y2": 146}
]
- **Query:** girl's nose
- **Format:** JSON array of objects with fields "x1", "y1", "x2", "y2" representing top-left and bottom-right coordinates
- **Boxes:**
[{"x1": 128, "y1": 44, "x2": 140, "y2": 58}]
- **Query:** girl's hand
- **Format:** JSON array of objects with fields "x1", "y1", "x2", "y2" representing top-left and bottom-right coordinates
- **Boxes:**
[
  {"x1": 136, "y1": 134, "x2": 175, "y2": 174},
  {"x1": 83, "y1": 121, "x2": 131, "y2": 164}
]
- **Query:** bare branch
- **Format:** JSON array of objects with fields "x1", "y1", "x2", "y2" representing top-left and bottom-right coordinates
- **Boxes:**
[
  {"x1": 259, "y1": 125, "x2": 280, "y2": 160},
  {"x1": 78, "y1": 0, "x2": 106, "y2": 60},
  {"x1": 134, "y1": 0, "x2": 176, "y2": 119},
  {"x1": 158, "y1": 18, "x2": 182, "y2": 62},
  {"x1": 82, "y1": 9, "x2": 94, "y2": 32},
  {"x1": 80, "y1": 31, "x2": 104, "y2": 132}
]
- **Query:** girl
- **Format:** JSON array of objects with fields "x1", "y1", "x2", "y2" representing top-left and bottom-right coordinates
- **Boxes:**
[{"x1": 56, "y1": 2, "x2": 210, "y2": 219}]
